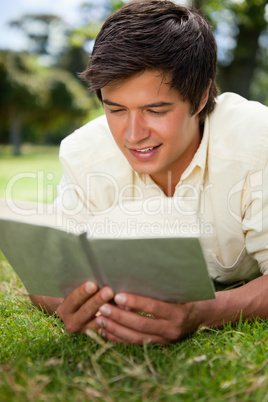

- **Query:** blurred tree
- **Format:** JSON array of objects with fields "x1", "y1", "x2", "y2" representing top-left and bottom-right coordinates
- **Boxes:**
[
  {"x1": 0, "y1": 51, "x2": 92, "y2": 155},
  {"x1": 193, "y1": 0, "x2": 268, "y2": 100},
  {"x1": 9, "y1": 11, "x2": 105, "y2": 123},
  {"x1": 9, "y1": 14, "x2": 68, "y2": 58},
  {"x1": 66, "y1": 0, "x2": 124, "y2": 73},
  {"x1": 9, "y1": 13, "x2": 90, "y2": 83},
  {"x1": 1, "y1": 12, "x2": 95, "y2": 154}
]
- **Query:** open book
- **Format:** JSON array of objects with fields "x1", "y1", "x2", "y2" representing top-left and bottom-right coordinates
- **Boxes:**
[{"x1": 0, "y1": 198, "x2": 215, "y2": 303}]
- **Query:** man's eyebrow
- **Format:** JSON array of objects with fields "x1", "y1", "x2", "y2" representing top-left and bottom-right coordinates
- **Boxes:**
[
  {"x1": 102, "y1": 99, "x2": 174, "y2": 108},
  {"x1": 102, "y1": 99, "x2": 124, "y2": 107},
  {"x1": 143, "y1": 102, "x2": 174, "y2": 108}
]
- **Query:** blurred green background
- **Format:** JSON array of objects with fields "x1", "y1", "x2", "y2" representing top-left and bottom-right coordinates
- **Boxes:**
[{"x1": 0, "y1": 0, "x2": 267, "y2": 201}]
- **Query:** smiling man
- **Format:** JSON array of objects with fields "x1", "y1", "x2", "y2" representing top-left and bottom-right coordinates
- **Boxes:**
[
  {"x1": 30, "y1": 0, "x2": 268, "y2": 344},
  {"x1": 101, "y1": 70, "x2": 207, "y2": 196}
]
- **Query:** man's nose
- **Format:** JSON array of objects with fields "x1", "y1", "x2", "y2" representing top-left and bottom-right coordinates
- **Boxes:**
[{"x1": 125, "y1": 113, "x2": 150, "y2": 143}]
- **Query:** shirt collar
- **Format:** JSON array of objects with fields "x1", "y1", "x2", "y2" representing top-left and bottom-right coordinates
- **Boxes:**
[{"x1": 179, "y1": 118, "x2": 209, "y2": 184}]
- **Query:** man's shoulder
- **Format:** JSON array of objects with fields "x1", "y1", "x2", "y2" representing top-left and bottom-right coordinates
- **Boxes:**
[
  {"x1": 59, "y1": 115, "x2": 122, "y2": 166},
  {"x1": 207, "y1": 92, "x2": 268, "y2": 167},
  {"x1": 213, "y1": 92, "x2": 268, "y2": 121}
]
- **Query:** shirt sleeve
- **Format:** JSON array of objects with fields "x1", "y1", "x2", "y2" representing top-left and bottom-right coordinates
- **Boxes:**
[
  {"x1": 53, "y1": 172, "x2": 90, "y2": 215},
  {"x1": 52, "y1": 122, "x2": 99, "y2": 216},
  {"x1": 243, "y1": 160, "x2": 268, "y2": 275},
  {"x1": 52, "y1": 115, "x2": 133, "y2": 216}
]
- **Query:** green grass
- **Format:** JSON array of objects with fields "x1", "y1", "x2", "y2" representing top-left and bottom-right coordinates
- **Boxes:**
[
  {"x1": 1, "y1": 145, "x2": 268, "y2": 401},
  {"x1": 1, "y1": 257, "x2": 268, "y2": 401},
  {"x1": 0, "y1": 144, "x2": 62, "y2": 203}
]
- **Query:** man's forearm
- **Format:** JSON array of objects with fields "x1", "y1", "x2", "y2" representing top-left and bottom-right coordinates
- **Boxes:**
[
  {"x1": 29, "y1": 295, "x2": 63, "y2": 315},
  {"x1": 195, "y1": 275, "x2": 268, "y2": 329}
]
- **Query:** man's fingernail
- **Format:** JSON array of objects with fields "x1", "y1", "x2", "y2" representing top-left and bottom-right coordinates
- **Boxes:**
[
  {"x1": 102, "y1": 287, "x2": 114, "y2": 301},
  {"x1": 85, "y1": 281, "x2": 97, "y2": 294},
  {"x1": 96, "y1": 316, "x2": 107, "y2": 328},
  {"x1": 114, "y1": 294, "x2": 126, "y2": 304},
  {"x1": 98, "y1": 328, "x2": 106, "y2": 338},
  {"x1": 99, "y1": 304, "x2": 111, "y2": 316}
]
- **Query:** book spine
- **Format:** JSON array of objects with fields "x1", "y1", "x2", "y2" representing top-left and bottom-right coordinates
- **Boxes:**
[{"x1": 79, "y1": 232, "x2": 104, "y2": 287}]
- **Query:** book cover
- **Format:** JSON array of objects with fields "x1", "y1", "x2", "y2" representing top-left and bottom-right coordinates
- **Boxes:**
[{"x1": 0, "y1": 199, "x2": 215, "y2": 302}]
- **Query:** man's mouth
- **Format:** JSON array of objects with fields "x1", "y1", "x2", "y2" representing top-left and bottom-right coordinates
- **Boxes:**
[
  {"x1": 127, "y1": 144, "x2": 162, "y2": 160},
  {"x1": 130, "y1": 145, "x2": 161, "y2": 152},
  {"x1": 135, "y1": 146, "x2": 155, "y2": 153}
]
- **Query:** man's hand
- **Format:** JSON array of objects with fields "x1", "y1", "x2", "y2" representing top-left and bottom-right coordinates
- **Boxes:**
[
  {"x1": 95, "y1": 293, "x2": 200, "y2": 344},
  {"x1": 93, "y1": 275, "x2": 268, "y2": 344},
  {"x1": 56, "y1": 281, "x2": 114, "y2": 334},
  {"x1": 31, "y1": 276, "x2": 268, "y2": 343},
  {"x1": 30, "y1": 281, "x2": 115, "y2": 335}
]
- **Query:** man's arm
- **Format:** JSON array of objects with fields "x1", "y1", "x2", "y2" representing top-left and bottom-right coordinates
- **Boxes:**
[
  {"x1": 93, "y1": 274, "x2": 268, "y2": 344},
  {"x1": 29, "y1": 295, "x2": 63, "y2": 315},
  {"x1": 194, "y1": 274, "x2": 268, "y2": 328}
]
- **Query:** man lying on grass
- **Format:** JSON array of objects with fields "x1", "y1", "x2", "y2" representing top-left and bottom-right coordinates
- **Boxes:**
[{"x1": 30, "y1": 0, "x2": 268, "y2": 345}]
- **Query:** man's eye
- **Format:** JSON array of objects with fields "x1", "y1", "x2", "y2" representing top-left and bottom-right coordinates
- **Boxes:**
[
  {"x1": 148, "y1": 110, "x2": 167, "y2": 116},
  {"x1": 109, "y1": 109, "x2": 124, "y2": 114}
]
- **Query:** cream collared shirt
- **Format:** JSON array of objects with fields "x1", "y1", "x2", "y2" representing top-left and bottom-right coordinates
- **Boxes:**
[{"x1": 56, "y1": 93, "x2": 268, "y2": 284}]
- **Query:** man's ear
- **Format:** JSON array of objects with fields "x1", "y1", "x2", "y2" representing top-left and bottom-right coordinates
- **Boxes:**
[{"x1": 197, "y1": 80, "x2": 212, "y2": 114}]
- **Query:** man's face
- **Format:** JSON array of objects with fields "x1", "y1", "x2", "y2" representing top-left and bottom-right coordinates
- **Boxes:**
[{"x1": 101, "y1": 70, "x2": 202, "y2": 191}]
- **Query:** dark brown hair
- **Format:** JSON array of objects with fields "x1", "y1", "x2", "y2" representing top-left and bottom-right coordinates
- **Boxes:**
[{"x1": 80, "y1": 0, "x2": 218, "y2": 123}]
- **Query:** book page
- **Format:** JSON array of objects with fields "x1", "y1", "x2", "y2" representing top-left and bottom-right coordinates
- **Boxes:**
[{"x1": 0, "y1": 198, "x2": 215, "y2": 301}]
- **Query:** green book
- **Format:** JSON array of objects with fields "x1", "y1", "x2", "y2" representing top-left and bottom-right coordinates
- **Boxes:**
[{"x1": 0, "y1": 199, "x2": 215, "y2": 302}]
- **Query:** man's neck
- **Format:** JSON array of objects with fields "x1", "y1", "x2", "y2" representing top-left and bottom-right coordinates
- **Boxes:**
[
  {"x1": 151, "y1": 129, "x2": 203, "y2": 197},
  {"x1": 150, "y1": 168, "x2": 185, "y2": 197}
]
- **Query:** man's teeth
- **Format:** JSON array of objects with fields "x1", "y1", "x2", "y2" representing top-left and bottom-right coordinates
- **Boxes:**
[{"x1": 136, "y1": 147, "x2": 154, "y2": 152}]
